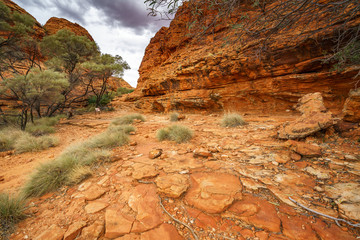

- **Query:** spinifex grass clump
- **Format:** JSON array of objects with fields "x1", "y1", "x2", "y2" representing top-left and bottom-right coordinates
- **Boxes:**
[
  {"x1": 221, "y1": 113, "x2": 246, "y2": 127},
  {"x1": 0, "y1": 128, "x2": 23, "y2": 152},
  {"x1": 22, "y1": 123, "x2": 131, "y2": 198},
  {"x1": 112, "y1": 114, "x2": 145, "y2": 125},
  {"x1": 156, "y1": 125, "x2": 193, "y2": 143},
  {"x1": 86, "y1": 128, "x2": 129, "y2": 149},
  {"x1": 170, "y1": 113, "x2": 179, "y2": 122},
  {"x1": 0, "y1": 128, "x2": 58, "y2": 153},
  {"x1": 0, "y1": 193, "x2": 26, "y2": 237},
  {"x1": 26, "y1": 115, "x2": 64, "y2": 136},
  {"x1": 107, "y1": 125, "x2": 135, "y2": 135},
  {"x1": 14, "y1": 134, "x2": 59, "y2": 154}
]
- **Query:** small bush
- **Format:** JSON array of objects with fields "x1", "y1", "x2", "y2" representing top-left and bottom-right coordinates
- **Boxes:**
[
  {"x1": 221, "y1": 113, "x2": 246, "y2": 127},
  {"x1": 170, "y1": 113, "x2": 179, "y2": 122},
  {"x1": 116, "y1": 87, "x2": 134, "y2": 96},
  {"x1": 156, "y1": 125, "x2": 193, "y2": 143},
  {"x1": 112, "y1": 114, "x2": 145, "y2": 125},
  {"x1": 0, "y1": 128, "x2": 23, "y2": 152},
  {"x1": 88, "y1": 93, "x2": 114, "y2": 106},
  {"x1": 14, "y1": 134, "x2": 59, "y2": 153},
  {"x1": 0, "y1": 193, "x2": 26, "y2": 236},
  {"x1": 156, "y1": 128, "x2": 170, "y2": 141}
]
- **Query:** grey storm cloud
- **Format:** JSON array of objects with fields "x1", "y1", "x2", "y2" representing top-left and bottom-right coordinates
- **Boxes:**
[{"x1": 15, "y1": 0, "x2": 167, "y2": 33}]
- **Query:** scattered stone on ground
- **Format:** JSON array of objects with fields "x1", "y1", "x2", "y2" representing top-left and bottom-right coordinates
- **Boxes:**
[{"x1": 4, "y1": 107, "x2": 360, "y2": 240}]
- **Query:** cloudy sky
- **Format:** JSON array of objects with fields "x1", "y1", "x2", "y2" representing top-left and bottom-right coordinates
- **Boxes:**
[{"x1": 11, "y1": 0, "x2": 172, "y2": 87}]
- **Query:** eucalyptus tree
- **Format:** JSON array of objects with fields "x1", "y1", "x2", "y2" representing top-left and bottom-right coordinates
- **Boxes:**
[
  {"x1": 41, "y1": 29, "x2": 99, "y2": 115},
  {"x1": 82, "y1": 53, "x2": 130, "y2": 107}
]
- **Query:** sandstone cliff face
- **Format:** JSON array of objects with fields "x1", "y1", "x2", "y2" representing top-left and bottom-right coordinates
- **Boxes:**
[
  {"x1": 44, "y1": 17, "x2": 94, "y2": 42},
  {"x1": 132, "y1": 1, "x2": 360, "y2": 113}
]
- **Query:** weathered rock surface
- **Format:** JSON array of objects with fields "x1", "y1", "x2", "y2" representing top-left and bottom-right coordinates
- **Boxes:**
[
  {"x1": 185, "y1": 172, "x2": 242, "y2": 214},
  {"x1": 225, "y1": 194, "x2": 281, "y2": 232},
  {"x1": 140, "y1": 224, "x2": 183, "y2": 240},
  {"x1": 64, "y1": 221, "x2": 87, "y2": 240},
  {"x1": 128, "y1": 2, "x2": 360, "y2": 113},
  {"x1": 34, "y1": 224, "x2": 65, "y2": 240},
  {"x1": 77, "y1": 220, "x2": 104, "y2": 240},
  {"x1": 343, "y1": 88, "x2": 360, "y2": 123},
  {"x1": 84, "y1": 201, "x2": 109, "y2": 214},
  {"x1": 128, "y1": 184, "x2": 164, "y2": 232},
  {"x1": 287, "y1": 140, "x2": 322, "y2": 157},
  {"x1": 278, "y1": 93, "x2": 335, "y2": 139},
  {"x1": 155, "y1": 174, "x2": 189, "y2": 198},
  {"x1": 105, "y1": 207, "x2": 135, "y2": 238},
  {"x1": 44, "y1": 17, "x2": 94, "y2": 41},
  {"x1": 325, "y1": 183, "x2": 360, "y2": 221}
]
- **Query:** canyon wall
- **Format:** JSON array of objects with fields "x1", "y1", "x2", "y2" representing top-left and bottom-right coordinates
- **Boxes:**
[{"x1": 131, "y1": 1, "x2": 360, "y2": 114}]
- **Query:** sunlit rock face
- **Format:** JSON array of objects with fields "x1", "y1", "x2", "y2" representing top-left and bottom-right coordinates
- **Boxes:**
[
  {"x1": 132, "y1": 1, "x2": 360, "y2": 113},
  {"x1": 44, "y1": 17, "x2": 95, "y2": 42}
]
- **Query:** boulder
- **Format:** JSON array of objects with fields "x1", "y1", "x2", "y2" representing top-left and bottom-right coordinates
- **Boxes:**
[
  {"x1": 342, "y1": 88, "x2": 360, "y2": 123},
  {"x1": 278, "y1": 93, "x2": 335, "y2": 139}
]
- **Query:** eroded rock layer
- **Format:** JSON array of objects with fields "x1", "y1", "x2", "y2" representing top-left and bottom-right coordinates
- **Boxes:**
[
  {"x1": 131, "y1": 1, "x2": 360, "y2": 113},
  {"x1": 44, "y1": 17, "x2": 94, "y2": 42}
]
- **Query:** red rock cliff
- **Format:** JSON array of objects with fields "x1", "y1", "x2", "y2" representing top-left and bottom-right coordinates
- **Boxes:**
[
  {"x1": 44, "y1": 17, "x2": 94, "y2": 42},
  {"x1": 132, "y1": 1, "x2": 360, "y2": 113}
]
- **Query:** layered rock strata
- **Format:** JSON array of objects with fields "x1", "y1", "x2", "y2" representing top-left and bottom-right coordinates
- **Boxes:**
[{"x1": 130, "y1": 1, "x2": 360, "y2": 113}]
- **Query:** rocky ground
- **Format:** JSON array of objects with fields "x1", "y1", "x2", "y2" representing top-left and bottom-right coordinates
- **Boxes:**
[{"x1": 1, "y1": 101, "x2": 360, "y2": 240}]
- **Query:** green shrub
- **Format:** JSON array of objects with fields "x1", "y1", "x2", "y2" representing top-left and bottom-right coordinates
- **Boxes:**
[
  {"x1": 156, "y1": 125, "x2": 193, "y2": 143},
  {"x1": 0, "y1": 128, "x2": 23, "y2": 152},
  {"x1": 0, "y1": 193, "x2": 26, "y2": 236},
  {"x1": 112, "y1": 114, "x2": 145, "y2": 125},
  {"x1": 170, "y1": 113, "x2": 179, "y2": 122},
  {"x1": 221, "y1": 113, "x2": 246, "y2": 127},
  {"x1": 88, "y1": 93, "x2": 113, "y2": 106},
  {"x1": 116, "y1": 87, "x2": 134, "y2": 96},
  {"x1": 14, "y1": 134, "x2": 59, "y2": 153}
]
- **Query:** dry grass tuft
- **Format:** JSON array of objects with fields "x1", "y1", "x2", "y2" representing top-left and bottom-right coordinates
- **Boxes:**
[
  {"x1": 156, "y1": 125, "x2": 193, "y2": 143},
  {"x1": 0, "y1": 193, "x2": 26, "y2": 238},
  {"x1": 221, "y1": 113, "x2": 246, "y2": 127},
  {"x1": 111, "y1": 114, "x2": 145, "y2": 125}
]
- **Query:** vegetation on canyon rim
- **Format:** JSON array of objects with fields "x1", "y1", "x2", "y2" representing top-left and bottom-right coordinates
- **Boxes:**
[{"x1": 0, "y1": 1, "x2": 130, "y2": 130}]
